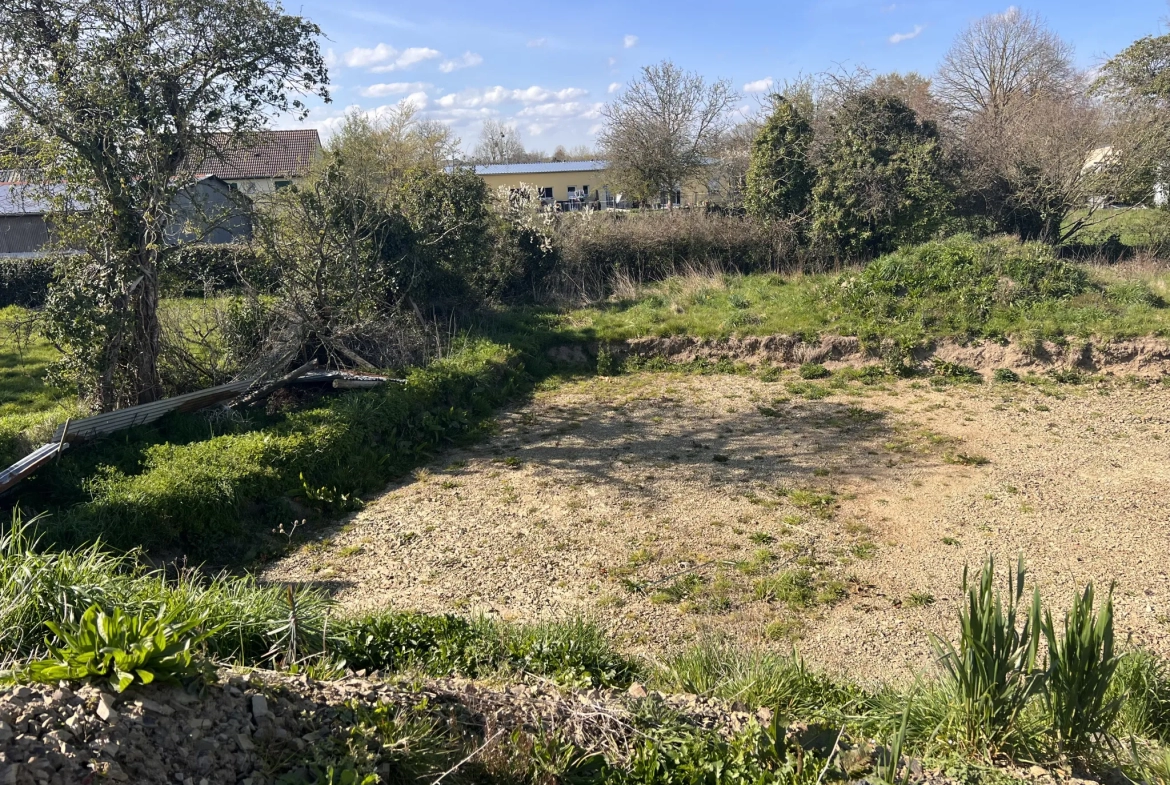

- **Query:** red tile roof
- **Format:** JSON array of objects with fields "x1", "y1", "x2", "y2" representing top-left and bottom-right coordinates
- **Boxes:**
[{"x1": 195, "y1": 129, "x2": 321, "y2": 180}]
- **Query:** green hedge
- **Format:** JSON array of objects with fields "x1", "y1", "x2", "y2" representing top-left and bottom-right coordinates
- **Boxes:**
[
  {"x1": 0, "y1": 257, "x2": 55, "y2": 307},
  {"x1": 42, "y1": 340, "x2": 527, "y2": 555}
]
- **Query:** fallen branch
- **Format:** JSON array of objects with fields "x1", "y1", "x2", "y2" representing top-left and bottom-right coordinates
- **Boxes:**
[{"x1": 235, "y1": 359, "x2": 317, "y2": 407}]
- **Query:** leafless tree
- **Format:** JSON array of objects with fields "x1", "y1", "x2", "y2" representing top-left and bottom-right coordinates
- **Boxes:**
[
  {"x1": 599, "y1": 61, "x2": 738, "y2": 204},
  {"x1": 329, "y1": 102, "x2": 459, "y2": 189},
  {"x1": 936, "y1": 7, "x2": 1077, "y2": 122},
  {"x1": 473, "y1": 120, "x2": 526, "y2": 164}
]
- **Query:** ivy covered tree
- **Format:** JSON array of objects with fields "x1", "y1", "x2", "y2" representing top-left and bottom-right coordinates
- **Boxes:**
[
  {"x1": 811, "y1": 93, "x2": 950, "y2": 258},
  {"x1": 743, "y1": 96, "x2": 814, "y2": 224},
  {"x1": 0, "y1": 0, "x2": 328, "y2": 409}
]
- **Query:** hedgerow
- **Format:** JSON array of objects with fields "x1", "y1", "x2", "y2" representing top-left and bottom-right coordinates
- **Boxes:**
[{"x1": 27, "y1": 339, "x2": 527, "y2": 556}]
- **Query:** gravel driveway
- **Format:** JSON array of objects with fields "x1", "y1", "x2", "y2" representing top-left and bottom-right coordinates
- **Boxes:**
[{"x1": 265, "y1": 371, "x2": 1170, "y2": 685}]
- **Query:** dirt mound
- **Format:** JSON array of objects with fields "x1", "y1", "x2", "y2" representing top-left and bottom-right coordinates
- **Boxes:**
[{"x1": 553, "y1": 335, "x2": 1170, "y2": 377}]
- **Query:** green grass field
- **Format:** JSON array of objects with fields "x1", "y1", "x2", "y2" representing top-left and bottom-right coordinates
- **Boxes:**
[{"x1": 563, "y1": 263, "x2": 1170, "y2": 345}]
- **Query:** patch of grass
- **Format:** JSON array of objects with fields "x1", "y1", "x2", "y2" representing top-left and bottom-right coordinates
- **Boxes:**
[
  {"x1": 754, "y1": 569, "x2": 816, "y2": 609},
  {"x1": 785, "y1": 381, "x2": 831, "y2": 400},
  {"x1": 993, "y1": 368, "x2": 1021, "y2": 383},
  {"x1": 799, "y1": 363, "x2": 830, "y2": 380},
  {"x1": 788, "y1": 489, "x2": 837, "y2": 518},
  {"x1": 906, "y1": 592, "x2": 936, "y2": 608},
  {"x1": 944, "y1": 452, "x2": 991, "y2": 466},
  {"x1": 749, "y1": 532, "x2": 776, "y2": 545},
  {"x1": 19, "y1": 339, "x2": 527, "y2": 559}
]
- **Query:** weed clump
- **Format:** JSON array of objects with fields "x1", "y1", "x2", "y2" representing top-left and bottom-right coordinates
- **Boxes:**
[{"x1": 799, "y1": 362, "x2": 831, "y2": 379}]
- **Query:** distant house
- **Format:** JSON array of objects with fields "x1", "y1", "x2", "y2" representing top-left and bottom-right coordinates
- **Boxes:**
[
  {"x1": 193, "y1": 129, "x2": 322, "y2": 196},
  {"x1": 463, "y1": 159, "x2": 725, "y2": 210},
  {"x1": 0, "y1": 176, "x2": 251, "y2": 258}
]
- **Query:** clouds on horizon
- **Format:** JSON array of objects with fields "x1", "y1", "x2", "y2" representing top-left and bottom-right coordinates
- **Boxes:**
[{"x1": 743, "y1": 77, "x2": 774, "y2": 93}]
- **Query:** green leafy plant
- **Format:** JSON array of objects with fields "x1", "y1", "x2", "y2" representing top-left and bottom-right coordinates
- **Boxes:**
[
  {"x1": 930, "y1": 555, "x2": 1042, "y2": 752},
  {"x1": 798, "y1": 362, "x2": 830, "y2": 379},
  {"x1": 1042, "y1": 581, "x2": 1123, "y2": 755},
  {"x1": 24, "y1": 603, "x2": 217, "y2": 692},
  {"x1": 993, "y1": 368, "x2": 1021, "y2": 383},
  {"x1": 300, "y1": 473, "x2": 364, "y2": 515}
]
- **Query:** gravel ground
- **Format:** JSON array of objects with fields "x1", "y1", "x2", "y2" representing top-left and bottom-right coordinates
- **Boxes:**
[{"x1": 265, "y1": 371, "x2": 1170, "y2": 686}]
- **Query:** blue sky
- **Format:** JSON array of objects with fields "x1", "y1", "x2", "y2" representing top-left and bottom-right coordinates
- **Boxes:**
[{"x1": 285, "y1": 0, "x2": 1169, "y2": 153}]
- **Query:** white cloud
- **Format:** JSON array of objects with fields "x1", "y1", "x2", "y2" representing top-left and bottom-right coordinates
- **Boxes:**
[
  {"x1": 360, "y1": 81, "x2": 432, "y2": 97},
  {"x1": 607, "y1": 56, "x2": 617, "y2": 67},
  {"x1": 369, "y1": 47, "x2": 441, "y2": 71},
  {"x1": 516, "y1": 101, "x2": 603, "y2": 119},
  {"x1": 401, "y1": 91, "x2": 429, "y2": 111},
  {"x1": 623, "y1": 34, "x2": 638, "y2": 48},
  {"x1": 438, "y1": 51, "x2": 484, "y2": 73},
  {"x1": 888, "y1": 24, "x2": 924, "y2": 44},
  {"x1": 608, "y1": 82, "x2": 622, "y2": 93},
  {"x1": 743, "y1": 77, "x2": 774, "y2": 94},
  {"x1": 344, "y1": 43, "x2": 398, "y2": 68},
  {"x1": 527, "y1": 38, "x2": 547, "y2": 48},
  {"x1": 437, "y1": 85, "x2": 588, "y2": 109}
]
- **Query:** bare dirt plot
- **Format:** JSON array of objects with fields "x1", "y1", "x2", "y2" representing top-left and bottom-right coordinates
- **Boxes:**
[{"x1": 264, "y1": 372, "x2": 1170, "y2": 685}]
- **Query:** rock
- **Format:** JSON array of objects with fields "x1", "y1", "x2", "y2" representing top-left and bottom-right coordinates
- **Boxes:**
[
  {"x1": 250, "y1": 695, "x2": 268, "y2": 720},
  {"x1": 136, "y1": 698, "x2": 174, "y2": 716},
  {"x1": 627, "y1": 683, "x2": 648, "y2": 699},
  {"x1": 1028, "y1": 766, "x2": 1049, "y2": 779},
  {"x1": 96, "y1": 694, "x2": 117, "y2": 723}
]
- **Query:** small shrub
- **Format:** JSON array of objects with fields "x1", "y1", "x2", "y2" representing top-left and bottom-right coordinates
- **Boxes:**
[
  {"x1": 906, "y1": 592, "x2": 935, "y2": 608},
  {"x1": 799, "y1": 363, "x2": 830, "y2": 380},
  {"x1": 596, "y1": 344, "x2": 617, "y2": 376},
  {"x1": 993, "y1": 368, "x2": 1020, "y2": 383},
  {"x1": 24, "y1": 603, "x2": 217, "y2": 692}
]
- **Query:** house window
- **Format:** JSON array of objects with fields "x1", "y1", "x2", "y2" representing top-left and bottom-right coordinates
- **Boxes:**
[
  {"x1": 274, "y1": 180, "x2": 292, "y2": 191},
  {"x1": 581, "y1": 185, "x2": 589, "y2": 197},
  {"x1": 226, "y1": 182, "x2": 239, "y2": 191},
  {"x1": 567, "y1": 185, "x2": 577, "y2": 200},
  {"x1": 539, "y1": 187, "x2": 553, "y2": 200}
]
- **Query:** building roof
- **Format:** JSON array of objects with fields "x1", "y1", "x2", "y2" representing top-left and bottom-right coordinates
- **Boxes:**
[
  {"x1": 194, "y1": 129, "x2": 321, "y2": 181},
  {"x1": 0, "y1": 184, "x2": 64, "y2": 216},
  {"x1": 0, "y1": 176, "x2": 237, "y2": 217},
  {"x1": 466, "y1": 160, "x2": 608, "y2": 176}
]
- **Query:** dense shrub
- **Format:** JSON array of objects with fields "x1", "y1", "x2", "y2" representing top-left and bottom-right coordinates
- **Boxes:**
[
  {"x1": 834, "y1": 235, "x2": 1090, "y2": 335},
  {"x1": 24, "y1": 340, "x2": 526, "y2": 556},
  {"x1": 0, "y1": 257, "x2": 55, "y2": 307},
  {"x1": 744, "y1": 97, "x2": 815, "y2": 224},
  {"x1": 553, "y1": 210, "x2": 805, "y2": 300},
  {"x1": 159, "y1": 244, "x2": 272, "y2": 296},
  {"x1": 811, "y1": 93, "x2": 951, "y2": 257}
]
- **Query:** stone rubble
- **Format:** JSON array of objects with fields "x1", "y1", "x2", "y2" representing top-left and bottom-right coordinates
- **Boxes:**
[{"x1": 0, "y1": 672, "x2": 1101, "y2": 785}]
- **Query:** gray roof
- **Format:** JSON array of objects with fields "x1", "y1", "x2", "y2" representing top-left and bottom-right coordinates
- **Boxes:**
[
  {"x1": 0, "y1": 184, "x2": 65, "y2": 216},
  {"x1": 467, "y1": 160, "x2": 608, "y2": 176}
]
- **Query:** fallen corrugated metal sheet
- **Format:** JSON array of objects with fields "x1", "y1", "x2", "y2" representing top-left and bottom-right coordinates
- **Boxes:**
[
  {"x1": 0, "y1": 442, "x2": 68, "y2": 495},
  {"x1": 51, "y1": 378, "x2": 253, "y2": 443}
]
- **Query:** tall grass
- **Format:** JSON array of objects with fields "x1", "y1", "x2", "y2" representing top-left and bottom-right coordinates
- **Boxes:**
[
  {"x1": 0, "y1": 511, "x2": 330, "y2": 665},
  {"x1": 929, "y1": 555, "x2": 1042, "y2": 754}
]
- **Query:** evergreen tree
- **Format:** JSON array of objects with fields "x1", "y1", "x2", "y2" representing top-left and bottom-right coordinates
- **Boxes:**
[
  {"x1": 811, "y1": 93, "x2": 950, "y2": 258},
  {"x1": 744, "y1": 97, "x2": 815, "y2": 223}
]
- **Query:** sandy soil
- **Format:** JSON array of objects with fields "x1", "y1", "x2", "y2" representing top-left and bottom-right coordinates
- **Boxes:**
[{"x1": 264, "y1": 371, "x2": 1170, "y2": 686}]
